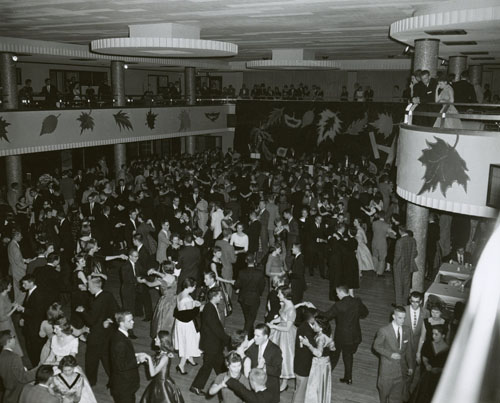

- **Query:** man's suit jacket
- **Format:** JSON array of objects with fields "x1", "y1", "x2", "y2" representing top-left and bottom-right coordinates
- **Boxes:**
[
  {"x1": 394, "y1": 235, "x2": 418, "y2": 273},
  {"x1": 41, "y1": 85, "x2": 59, "y2": 106},
  {"x1": 403, "y1": 305, "x2": 428, "y2": 357},
  {"x1": 26, "y1": 256, "x2": 46, "y2": 276},
  {"x1": 290, "y1": 253, "x2": 306, "y2": 298},
  {"x1": 81, "y1": 290, "x2": 119, "y2": 346},
  {"x1": 294, "y1": 321, "x2": 317, "y2": 377},
  {"x1": 23, "y1": 287, "x2": 49, "y2": 341},
  {"x1": 373, "y1": 323, "x2": 414, "y2": 381},
  {"x1": 177, "y1": 245, "x2": 201, "y2": 292},
  {"x1": 137, "y1": 244, "x2": 152, "y2": 276},
  {"x1": 19, "y1": 384, "x2": 60, "y2": 403},
  {"x1": 443, "y1": 250, "x2": 472, "y2": 265},
  {"x1": 246, "y1": 341, "x2": 282, "y2": 403},
  {"x1": 8, "y1": 240, "x2": 26, "y2": 281},
  {"x1": 120, "y1": 260, "x2": 141, "y2": 286},
  {"x1": 322, "y1": 296, "x2": 369, "y2": 346},
  {"x1": 81, "y1": 202, "x2": 102, "y2": 219},
  {"x1": 266, "y1": 202, "x2": 280, "y2": 231},
  {"x1": 234, "y1": 267, "x2": 265, "y2": 306},
  {"x1": 453, "y1": 80, "x2": 477, "y2": 103},
  {"x1": 0, "y1": 349, "x2": 37, "y2": 403},
  {"x1": 286, "y1": 218, "x2": 300, "y2": 248},
  {"x1": 247, "y1": 220, "x2": 261, "y2": 254},
  {"x1": 199, "y1": 301, "x2": 230, "y2": 353},
  {"x1": 124, "y1": 219, "x2": 138, "y2": 246},
  {"x1": 227, "y1": 378, "x2": 274, "y2": 403},
  {"x1": 110, "y1": 330, "x2": 140, "y2": 396},
  {"x1": 59, "y1": 218, "x2": 75, "y2": 256},
  {"x1": 34, "y1": 265, "x2": 63, "y2": 302}
]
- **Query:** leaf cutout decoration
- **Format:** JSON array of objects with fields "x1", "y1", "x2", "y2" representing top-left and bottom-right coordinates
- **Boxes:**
[
  {"x1": 77, "y1": 111, "x2": 95, "y2": 135},
  {"x1": 370, "y1": 112, "x2": 394, "y2": 139},
  {"x1": 301, "y1": 110, "x2": 315, "y2": 127},
  {"x1": 178, "y1": 110, "x2": 191, "y2": 132},
  {"x1": 0, "y1": 116, "x2": 11, "y2": 142},
  {"x1": 205, "y1": 112, "x2": 220, "y2": 122},
  {"x1": 266, "y1": 107, "x2": 284, "y2": 128},
  {"x1": 346, "y1": 113, "x2": 368, "y2": 135},
  {"x1": 316, "y1": 109, "x2": 342, "y2": 145},
  {"x1": 417, "y1": 135, "x2": 469, "y2": 197},
  {"x1": 113, "y1": 110, "x2": 133, "y2": 132},
  {"x1": 146, "y1": 109, "x2": 158, "y2": 130},
  {"x1": 39, "y1": 114, "x2": 60, "y2": 136}
]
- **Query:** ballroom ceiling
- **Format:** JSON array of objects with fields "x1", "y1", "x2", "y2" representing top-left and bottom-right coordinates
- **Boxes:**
[{"x1": 0, "y1": 0, "x2": 439, "y2": 61}]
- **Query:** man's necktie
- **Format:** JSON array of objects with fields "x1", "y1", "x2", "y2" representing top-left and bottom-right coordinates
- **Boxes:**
[{"x1": 397, "y1": 327, "x2": 401, "y2": 349}]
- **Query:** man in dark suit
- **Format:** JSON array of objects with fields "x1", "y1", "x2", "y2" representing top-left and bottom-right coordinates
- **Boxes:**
[
  {"x1": 373, "y1": 306, "x2": 414, "y2": 403},
  {"x1": 40, "y1": 78, "x2": 59, "y2": 108},
  {"x1": 33, "y1": 253, "x2": 63, "y2": 304},
  {"x1": 257, "y1": 200, "x2": 270, "y2": 257},
  {"x1": 290, "y1": 244, "x2": 306, "y2": 304},
  {"x1": 393, "y1": 227, "x2": 418, "y2": 306},
  {"x1": 247, "y1": 212, "x2": 262, "y2": 258},
  {"x1": 119, "y1": 249, "x2": 141, "y2": 339},
  {"x1": 283, "y1": 209, "x2": 300, "y2": 268},
  {"x1": 132, "y1": 233, "x2": 153, "y2": 321},
  {"x1": 20, "y1": 274, "x2": 49, "y2": 366},
  {"x1": 94, "y1": 204, "x2": 113, "y2": 253},
  {"x1": 234, "y1": 254, "x2": 265, "y2": 338},
  {"x1": 109, "y1": 312, "x2": 146, "y2": 403},
  {"x1": 453, "y1": 70, "x2": 477, "y2": 103},
  {"x1": 18, "y1": 365, "x2": 59, "y2": 403},
  {"x1": 76, "y1": 276, "x2": 119, "y2": 386},
  {"x1": 0, "y1": 330, "x2": 37, "y2": 403},
  {"x1": 308, "y1": 214, "x2": 328, "y2": 277},
  {"x1": 225, "y1": 368, "x2": 275, "y2": 403},
  {"x1": 245, "y1": 323, "x2": 282, "y2": 403},
  {"x1": 124, "y1": 208, "x2": 139, "y2": 248},
  {"x1": 58, "y1": 210, "x2": 75, "y2": 261},
  {"x1": 320, "y1": 285, "x2": 369, "y2": 384},
  {"x1": 412, "y1": 70, "x2": 437, "y2": 104},
  {"x1": 81, "y1": 192, "x2": 102, "y2": 221},
  {"x1": 26, "y1": 245, "x2": 47, "y2": 275},
  {"x1": 327, "y1": 223, "x2": 345, "y2": 300},
  {"x1": 190, "y1": 288, "x2": 231, "y2": 396},
  {"x1": 443, "y1": 245, "x2": 471, "y2": 266},
  {"x1": 177, "y1": 234, "x2": 201, "y2": 293},
  {"x1": 292, "y1": 309, "x2": 317, "y2": 403}
]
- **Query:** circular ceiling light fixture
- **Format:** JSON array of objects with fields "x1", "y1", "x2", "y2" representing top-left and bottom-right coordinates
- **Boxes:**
[
  {"x1": 91, "y1": 23, "x2": 238, "y2": 58},
  {"x1": 246, "y1": 49, "x2": 339, "y2": 70}
]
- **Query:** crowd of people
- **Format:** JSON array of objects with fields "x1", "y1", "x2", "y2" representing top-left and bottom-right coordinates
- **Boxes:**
[
  {"x1": 0, "y1": 146, "x2": 482, "y2": 403},
  {"x1": 238, "y1": 83, "x2": 325, "y2": 100}
]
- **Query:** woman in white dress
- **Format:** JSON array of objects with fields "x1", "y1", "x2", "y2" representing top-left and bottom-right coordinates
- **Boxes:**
[
  {"x1": 173, "y1": 277, "x2": 201, "y2": 374},
  {"x1": 230, "y1": 223, "x2": 249, "y2": 280},
  {"x1": 353, "y1": 218, "x2": 375, "y2": 275}
]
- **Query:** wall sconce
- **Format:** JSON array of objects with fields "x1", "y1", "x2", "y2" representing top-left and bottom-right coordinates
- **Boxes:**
[{"x1": 403, "y1": 45, "x2": 414, "y2": 56}]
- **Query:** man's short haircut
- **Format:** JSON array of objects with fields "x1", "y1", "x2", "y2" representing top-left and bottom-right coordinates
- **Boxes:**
[
  {"x1": 292, "y1": 243, "x2": 301, "y2": 251},
  {"x1": 207, "y1": 287, "x2": 222, "y2": 301},
  {"x1": 393, "y1": 306, "x2": 406, "y2": 315},
  {"x1": 225, "y1": 351, "x2": 243, "y2": 367},
  {"x1": 115, "y1": 311, "x2": 132, "y2": 324},
  {"x1": 21, "y1": 274, "x2": 36, "y2": 284},
  {"x1": 249, "y1": 368, "x2": 267, "y2": 387},
  {"x1": 184, "y1": 234, "x2": 193, "y2": 244},
  {"x1": 128, "y1": 248, "x2": 138, "y2": 257},
  {"x1": 35, "y1": 365, "x2": 54, "y2": 385},
  {"x1": 222, "y1": 228, "x2": 232, "y2": 238},
  {"x1": 204, "y1": 271, "x2": 216, "y2": 281},
  {"x1": 336, "y1": 285, "x2": 349, "y2": 294},
  {"x1": 88, "y1": 276, "x2": 103, "y2": 289},
  {"x1": 421, "y1": 69, "x2": 430, "y2": 76},
  {"x1": 133, "y1": 233, "x2": 143, "y2": 243},
  {"x1": 254, "y1": 323, "x2": 270, "y2": 337},
  {"x1": 410, "y1": 291, "x2": 423, "y2": 301},
  {"x1": 47, "y1": 253, "x2": 60, "y2": 264},
  {"x1": 0, "y1": 330, "x2": 13, "y2": 347}
]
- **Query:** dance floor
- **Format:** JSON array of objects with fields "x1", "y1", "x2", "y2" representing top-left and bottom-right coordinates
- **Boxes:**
[{"x1": 79, "y1": 267, "x2": 396, "y2": 403}]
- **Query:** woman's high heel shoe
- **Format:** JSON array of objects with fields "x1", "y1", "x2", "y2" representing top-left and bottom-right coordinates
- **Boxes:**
[{"x1": 176, "y1": 365, "x2": 187, "y2": 375}]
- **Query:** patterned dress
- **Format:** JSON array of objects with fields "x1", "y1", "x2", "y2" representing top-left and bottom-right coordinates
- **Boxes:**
[
  {"x1": 270, "y1": 302, "x2": 296, "y2": 379},
  {"x1": 151, "y1": 278, "x2": 177, "y2": 338}
]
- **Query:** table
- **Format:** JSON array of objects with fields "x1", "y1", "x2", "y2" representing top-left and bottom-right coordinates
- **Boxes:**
[
  {"x1": 438, "y1": 262, "x2": 472, "y2": 280},
  {"x1": 424, "y1": 282, "x2": 468, "y2": 308}
]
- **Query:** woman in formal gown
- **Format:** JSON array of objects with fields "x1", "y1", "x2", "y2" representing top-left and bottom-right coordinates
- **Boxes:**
[
  {"x1": 173, "y1": 278, "x2": 201, "y2": 374},
  {"x1": 137, "y1": 263, "x2": 177, "y2": 338},
  {"x1": 353, "y1": 218, "x2": 374, "y2": 276},
  {"x1": 417, "y1": 303, "x2": 449, "y2": 364},
  {"x1": 71, "y1": 254, "x2": 89, "y2": 330},
  {"x1": 140, "y1": 331, "x2": 185, "y2": 403},
  {"x1": 265, "y1": 245, "x2": 287, "y2": 281},
  {"x1": 269, "y1": 286, "x2": 297, "y2": 392},
  {"x1": 51, "y1": 354, "x2": 97, "y2": 403},
  {"x1": 302, "y1": 315, "x2": 335, "y2": 403},
  {"x1": 0, "y1": 277, "x2": 24, "y2": 356},
  {"x1": 230, "y1": 223, "x2": 249, "y2": 281},
  {"x1": 44, "y1": 316, "x2": 79, "y2": 365},
  {"x1": 210, "y1": 247, "x2": 235, "y2": 317},
  {"x1": 410, "y1": 325, "x2": 449, "y2": 403},
  {"x1": 433, "y1": 73, "x2": 462, "y2": 129}
]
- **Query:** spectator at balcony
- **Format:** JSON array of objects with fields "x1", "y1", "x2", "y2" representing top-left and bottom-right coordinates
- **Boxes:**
[
  {"x1": 312, "y1": 85, "x2": 323, "y2": 100},
  {"x1": 40, "y1": 78, "x2": 60, "y2": 108},
  {"x1": 72, "y1": 82, "x2": 82, "y2": 102},
  {"x1": 250, "y1": 84, "x2": 260, "y2": 99},
  {"x1": 201, "y1": 83, "x2": 210, "y2": 98},
  {"x1": 227, "y1": 84, "x2": 236, "y2": 97},
  {"x1": 353, "y1": 83, "x2": 364, "y2": 102},
  {"x1": 364, "y1": 86, "x2": 374, "y2": 102},
  {"x1": 452, "y1": 70, "x2": 477, "y2": 104},
  {"x1": 412, "y1": 70, "x2": 437, "y2": 104},
  {"x1": 97, "y1": 80, "x2": 112, "y2": 103},
  {"x1": 274, "y1": 87, "x2": 281, "y2": 98},
  {"x1": 340, "y1": 86, "x2": 349, "y2": 101},
  {"x1": 18, "y1": 79, "x2": 34, "y2": 105},
  {"x1": 483, "y1": 84, "x2": 491, "y2": 103},
  {"x1": 239, "y1": 84, "x2": 250, "y2": 99}
]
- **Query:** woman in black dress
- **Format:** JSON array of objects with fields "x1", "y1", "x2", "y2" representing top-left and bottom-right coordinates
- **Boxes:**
[
  {"x1": 141, "y1": 331, "x2": 185, "y2": 403},
  {"x1": 71, "y1": 253, "x2": 89, "y2": 329}
]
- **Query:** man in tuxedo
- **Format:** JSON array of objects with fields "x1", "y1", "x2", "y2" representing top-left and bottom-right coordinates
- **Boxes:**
[
  {"x1": 20, "y1": 274, "x2": 50, "y2": 367},
  {"x1": 234, "y1": 255, "x2": 265, "y2": 338},
  {"x1": 57, "y1": 210, "x2": 75, "y2": 261},
  {"x1": 257, "y1": 200, "x2": 270, "y2": 257},
  {"x1": 132, "y1": 233, "x2": 153, "y2": 321},
  {"x1": 393, "y1": 227, "x2": 418, "y2": 306},
  {"x1": 110, "y1": 312, "x2": 145, "y2": 403},
  {"x1": 81, "y1": 192, "x2": 102, "y2": 222},
  {"x1": 412, "y1": 70, "x2": 437, "y2": 104},
  {"x1": 308, "y1": 214, "x2": 328, "y2": 278},
  {"x1": 327, "y1": 223, "x2": 345, "y2": 300},
  {"x1": 320, "y1": 285, "x2": 369, "y2": 384},
  {"x1": 403, "y1": 291, "x2": 428, "y2": 393},
  {"x1": 18, "y1": 366, "x2": 59, "y2": 403},
  {"x1": 190, "y1": 288, "x2": 231, "y2": 396},
  {"x1": 26, "y1": 245, "x2": 47, "y2": 276},
  {"x1": 119, "y1": 249, "x2": 141, "y2": 339},
  {"x1": 34, "y1": 253, "x2": 63, "y2": 304},
  {"x1": 290, "y1": 244, "x2": 306, "y2": 304},
  {"x1": 40, "y1": 78, "x2": 59, "y2": 108},
  {"x1": 124, "y1": 208, "x2": 139, "y2": 248},
  {"x1": 0, "y1": 330, "x2": 37, "y2": 403},
  {"x1": 177, "y1": 234, "x2": 201, "y2": 293},
  {"x1": 245, "y1": 323, "x2": 282, "y2": 403},
  {"x1": 372, "y1": 213, "x2": 391, "y2": 276},
  {"x1": 453, "y1": 70, "x2": 477, "y2": 103},
  {"x1": 292, "y1": 309, "x2": 317, "y2": 403},
  {"x1": 8, "y1": 229, "x2": 27, "y2": 304},
  {"x1": 94, "y1": 205, "x2": 113, "y2": 253},
  {"x1": 76, "y1": 277, "x2": 119, "y2": 386},
  {"x1": 196, "y1": 271, "x2": 226, "y2": 322},
  {"x1": 373, "y1": 306, "x2": 414, "y2": 403},
  {"x1": 444, "y1": 245, "x2": 471, "y2": 266},
  {"x1": 225, "y1": 368, "x2": 275, "y2": 403},
  {"x1": 247, "y1": 211, "x2": 262, "y2": 258},
  {"x1": 283, "y1": 209, "x2": 300, "y2": 268}
]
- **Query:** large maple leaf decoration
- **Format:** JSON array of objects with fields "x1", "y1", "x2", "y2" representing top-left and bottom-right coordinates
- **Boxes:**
[
  {"x1": 346, "y1": 113, "x2": 368, "y2": 135},
  {"x1": 316, "y1": 109, "x2": 342, "y2": 145},
  {"x1": 178, "y1": 110, "x2": 191, "y2": 131},
  {"x1": 266, "y1": 107, "x2": 284, "y2": 128},
  {"x1": 145, "y1": 109, "x2": 158, "y2": 130},
  {"x1": 0, "y1": 116, "x2": 11, "y2": 142},
  {"x1": 39, "y1": 114, "x2": 60, "y2": 136},
  {"x1": 77, "y1": 111, "x2": 95, "y2": 135},
  {"x1": 417, "y1": 135, "x2": 469, "y2": 197},
  {"x1": 301, "y1": 110, "x2": 315, "y2": 128},
  {"x1": 250, "y1": 126, "x2": 274, "y2": 160},
  {"x1": 113, "y1": 110, "x2": 133, "y2": 132},
  {"x1": 370, "y1": 112, "x2": 394, "y2": 139}
]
